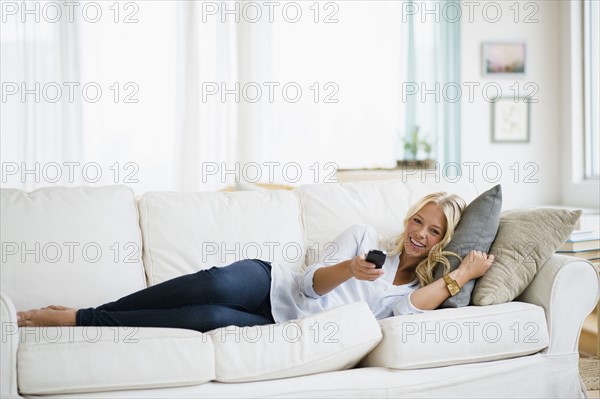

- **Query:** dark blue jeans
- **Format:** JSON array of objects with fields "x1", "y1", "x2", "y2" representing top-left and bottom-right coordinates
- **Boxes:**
[{"x1": 76, "y1": 259, "x2": 274, "y2": 332}]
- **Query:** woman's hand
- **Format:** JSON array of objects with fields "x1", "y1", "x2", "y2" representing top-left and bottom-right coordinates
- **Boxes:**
[
  {"x1": 313, "y1": 255, "x2": 385, "y2": 296},
  {"x1": 348, "y1": 254, "x2": 385, "y2": 281},
  {"x1": 457, "y1": 250, "x2": 494, "y2": 281},
  {"x1": 408, "y1": 250, "x2": 494, "y2": 311}
]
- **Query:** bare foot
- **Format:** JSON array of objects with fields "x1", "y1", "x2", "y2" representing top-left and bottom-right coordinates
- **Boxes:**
[
  {"x1": 17, "y1": 308, "x2": 77, "y2": 327},
  {"x1": 43, "y1": 305, "x2": 74, "y2": 311}
]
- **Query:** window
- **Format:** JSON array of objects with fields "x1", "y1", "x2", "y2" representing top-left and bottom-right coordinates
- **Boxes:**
[{"x1": 1, "y1": 1, "x2": 457, "y2": 192}]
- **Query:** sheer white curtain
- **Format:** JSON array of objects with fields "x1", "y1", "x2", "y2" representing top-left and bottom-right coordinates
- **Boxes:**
[
  {"x1": 71, "y1": 3, "x2": 176, "y2": 193},
  {"x1": 174, "y1": 2, "x2": 238, "y2": 191},
  {"x1": 1, "y1": 1, "x2": 82, "y2": 191},
  {"x1": 399, "y1": 0, "x2": 461, "y2": 169},
  {"x1": 237, "y1": 2, "x2": 404, "y2": 184},
  {"x1": 1, "y1": 1, "x2": 456, "y2": 192},
  {"x1": 77, "y1": 1, "x2": 237, "y2": 192},
  {"x1": 233, "y1": 0, "x2": 459, "y2": 182},
  {"x1": 1, "y1": 1, "x2": 237, "y2": 193}
]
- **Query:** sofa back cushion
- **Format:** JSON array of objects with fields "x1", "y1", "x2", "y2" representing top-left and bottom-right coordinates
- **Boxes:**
[
  {"x1": 295, "y1": 180, "x2": 479, "y2": 266},
  {"x1": 0, "y1": 186, "x2": 146, "y2": 311},
  {"x1": 138, "y1": 190, "x2": 305, "y2": 285}
]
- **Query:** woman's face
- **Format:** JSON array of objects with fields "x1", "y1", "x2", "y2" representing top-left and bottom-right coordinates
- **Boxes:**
[{"x1": 403, "y1": 202, "x2": 447, "y2": 259}]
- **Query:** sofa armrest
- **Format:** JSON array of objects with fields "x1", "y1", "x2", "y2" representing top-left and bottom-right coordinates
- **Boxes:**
[
  {"x1": 517, "y1": 254, "x2": 599, "y2": 355},
  {"x1": 1, "y1": 292, "x2": 20, "y2": 398}
]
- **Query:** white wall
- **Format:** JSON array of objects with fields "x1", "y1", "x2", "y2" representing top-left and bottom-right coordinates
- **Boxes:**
[{"x1": 460, "y1": 0, "x2": 561, "y2": 209}]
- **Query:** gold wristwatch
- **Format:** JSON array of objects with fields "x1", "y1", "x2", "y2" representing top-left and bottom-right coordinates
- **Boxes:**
[{"x1": 443, "y1": 274, "x2": 461, "y2": 296}]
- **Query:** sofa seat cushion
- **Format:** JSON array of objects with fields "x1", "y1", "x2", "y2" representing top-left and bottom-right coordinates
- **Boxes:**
[
  {"x1": 17, "y1": 327, "x2": 215, "y2": 395},
  {"x1": 209, "y1": 302, "x2": 382, "y2": 382},
  {"x1": 361, "y1": 302, "x2": 549, "y2": 369}
]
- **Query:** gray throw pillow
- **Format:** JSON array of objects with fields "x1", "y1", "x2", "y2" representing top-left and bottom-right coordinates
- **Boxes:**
[
  {"x1": 471, "y1": 208, "x2": 582, "y2": 305},
  {"x1": 433, "y1": 184, "x2": 502, "y2": 308}
]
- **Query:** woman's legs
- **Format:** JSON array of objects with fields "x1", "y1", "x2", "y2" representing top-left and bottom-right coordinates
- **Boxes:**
[
  {"x1": 92, "y1": 259, "x2": 272, "y2": 312},
  {"x1": 77, "y1": 304, "x2": 274, "y2": 332},
  {"x1": 18, "y1": 259, "x2": 274, "y2": 332}
]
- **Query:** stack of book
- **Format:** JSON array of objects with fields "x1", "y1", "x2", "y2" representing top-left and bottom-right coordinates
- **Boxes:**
[{"x1": 557, "y1": 230, "x2": 600, "y2": 268}]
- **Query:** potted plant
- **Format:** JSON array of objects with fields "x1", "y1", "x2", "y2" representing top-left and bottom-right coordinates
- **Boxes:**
[{"x1": 397, "y1": 126, "x2": 435, "y2": 169}]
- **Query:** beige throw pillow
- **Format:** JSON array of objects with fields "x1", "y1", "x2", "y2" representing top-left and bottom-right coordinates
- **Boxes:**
[{"x1": 472, "y1": 208, "x2": 582, "y2": 305}]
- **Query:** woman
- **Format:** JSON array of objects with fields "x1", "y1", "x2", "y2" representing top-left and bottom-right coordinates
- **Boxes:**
[{"x1": 17, "y1": 192, "x2": 494, "y2": 331}]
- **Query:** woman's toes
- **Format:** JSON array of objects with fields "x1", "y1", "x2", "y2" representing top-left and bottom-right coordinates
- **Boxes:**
[{"x1": 17, "y1": 311, "x2": 30, "y2": 326}]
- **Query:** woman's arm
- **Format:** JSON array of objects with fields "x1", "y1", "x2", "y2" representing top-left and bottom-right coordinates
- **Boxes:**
[
  {"x1": 409, "y1": 250, "x2": 494, "y2": 310},
  {"x1": 313, "y1": 255, "x2": 385, "y2": 296}
]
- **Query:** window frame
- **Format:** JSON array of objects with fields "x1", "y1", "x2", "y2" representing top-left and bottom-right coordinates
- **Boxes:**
[{"x1": 583, "y1": 0, "x2": 599, "y2": 179}]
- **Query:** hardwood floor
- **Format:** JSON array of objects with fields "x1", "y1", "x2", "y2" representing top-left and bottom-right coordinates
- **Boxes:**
[
  {"x1": 580, "y1": 306, "x2": 599, "y2": 356},
  {"x1": 580, "y1": 308, "x2": 599, "y2": 397}
]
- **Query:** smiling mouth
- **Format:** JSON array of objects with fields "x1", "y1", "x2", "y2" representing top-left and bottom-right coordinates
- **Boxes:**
[{"x1": 409, "y1": 237, "x2": 426, "y2": 249}]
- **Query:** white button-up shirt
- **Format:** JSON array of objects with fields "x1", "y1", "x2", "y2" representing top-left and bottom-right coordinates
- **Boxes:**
[{"x1": 270, "y1": 224, "x2": 424, "y2": 323}]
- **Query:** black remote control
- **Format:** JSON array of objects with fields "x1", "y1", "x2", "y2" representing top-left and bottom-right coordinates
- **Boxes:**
[{"x1": 365, "y1": 249, "x2": 386, "y2": 269}]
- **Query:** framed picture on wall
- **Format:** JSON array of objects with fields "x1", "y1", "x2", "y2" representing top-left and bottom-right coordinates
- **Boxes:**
[
  {"x1": 482, "y1": 42, "x2": 526, "y2": 76},
  {"x1": 491, "y1": 97, "x2": 530, "y2": 143}
]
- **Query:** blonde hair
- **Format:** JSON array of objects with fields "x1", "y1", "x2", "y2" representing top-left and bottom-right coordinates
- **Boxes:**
[{"x1": 384, "y1": 192, "x2": 466, "y2": 287}]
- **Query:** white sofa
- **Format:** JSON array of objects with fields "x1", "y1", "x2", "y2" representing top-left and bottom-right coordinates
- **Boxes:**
[{"x1": 1, "y1": 180, "x2": 598, "y2": 398}]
